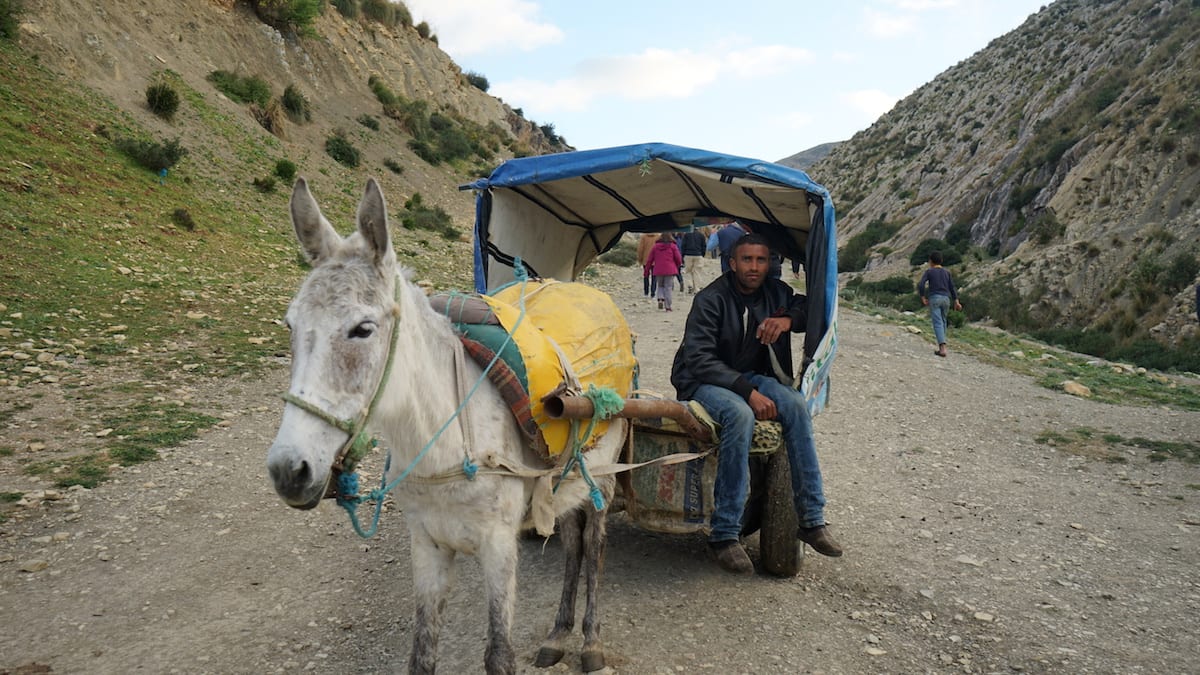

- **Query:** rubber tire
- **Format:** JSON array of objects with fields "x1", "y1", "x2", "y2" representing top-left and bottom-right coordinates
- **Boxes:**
[
  {"x1": 739, "y1": 455, "x2": 769, "y2": 537},
  {"x1": 759, "y1": 448, "x2": 804, "y2": 576}
]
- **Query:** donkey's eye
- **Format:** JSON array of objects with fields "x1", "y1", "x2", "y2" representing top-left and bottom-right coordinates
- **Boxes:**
[{"x1": 349, "y1": 322, "x2": 376, "y2": 339}]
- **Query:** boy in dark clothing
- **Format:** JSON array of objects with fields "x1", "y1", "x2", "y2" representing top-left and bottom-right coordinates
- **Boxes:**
[
  {"x1": 916, "y1": 251, "x2": 963, "y2": 357},
  {"x1": 680, "y1": 228, "x2": 707, "y2": 293}
]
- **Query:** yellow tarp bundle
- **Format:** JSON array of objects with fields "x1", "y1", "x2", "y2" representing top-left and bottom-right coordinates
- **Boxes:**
[{"x1": 483, "y1": 279, "x2": 636, "y2": 458}]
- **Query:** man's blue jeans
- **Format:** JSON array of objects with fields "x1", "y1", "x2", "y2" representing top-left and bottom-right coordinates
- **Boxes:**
[
  {"x1": 929, "y1": 293, "x2": 951, "y2": 345},
  {"x1": 692, "y1": 374, "x2": 826, "y2": 543}
]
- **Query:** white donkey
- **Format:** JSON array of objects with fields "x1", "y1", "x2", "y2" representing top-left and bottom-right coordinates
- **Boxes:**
[{"x1": 267, "y1": 178, "x2": 625, "y2": 674}]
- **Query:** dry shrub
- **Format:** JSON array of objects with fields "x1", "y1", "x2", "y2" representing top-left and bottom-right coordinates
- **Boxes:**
[{"x1": 251, "y1": 99, "x2": 287, "y2": 138}]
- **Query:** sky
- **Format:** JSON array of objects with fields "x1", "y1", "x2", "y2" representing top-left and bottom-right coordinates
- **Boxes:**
[{"x1": 402, "y1": 0, "x2": 1049, "y2": 163}]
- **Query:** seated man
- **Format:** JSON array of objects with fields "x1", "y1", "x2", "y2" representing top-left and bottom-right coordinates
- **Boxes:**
[{"x1": 670, "y1": 233, "x2": 842, "y2": 575}]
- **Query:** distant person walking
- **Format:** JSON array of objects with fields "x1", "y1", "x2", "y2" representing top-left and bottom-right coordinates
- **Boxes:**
[
  {"x1": 917, "y1": 250, "x2": 962, "y2": 357},
  {"x1": 680, "y1": 227, "x2": 707, "y2": 293},
  {"x1": 709, "y1": 221, "x2": 749, "y2": 274},
  {"x1": 637, "y1": 232, "x2": 659, "y2": 298},
  {"x1": 647, "y1": 232, "x2": 683, "y2": 311}
]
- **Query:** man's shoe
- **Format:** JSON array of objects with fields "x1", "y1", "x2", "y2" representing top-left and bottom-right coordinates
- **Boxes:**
[
  {"x1": 707, "y1": 540, "x2": 754, "y2": 575},
  {"x1": 797, "y1": 525, "x2": 843, "y2": 557}
]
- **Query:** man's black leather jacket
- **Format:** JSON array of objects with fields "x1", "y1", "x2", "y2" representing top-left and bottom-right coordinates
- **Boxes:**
[{"x1": 670, "y1": 272, "x2": 807, "y2": 402}]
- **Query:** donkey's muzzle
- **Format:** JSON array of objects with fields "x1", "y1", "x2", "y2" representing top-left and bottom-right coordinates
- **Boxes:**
[{"x1": 267, "y1": 446, "x2": 327, "y2": 510}]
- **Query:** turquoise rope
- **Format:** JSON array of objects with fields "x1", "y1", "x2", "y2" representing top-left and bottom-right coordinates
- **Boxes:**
[{"x1": 337, "y1": 260, "x2": 532, "y2": 538}]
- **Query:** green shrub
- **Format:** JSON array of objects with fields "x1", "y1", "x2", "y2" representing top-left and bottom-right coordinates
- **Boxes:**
[
  {"x1": 392, "y1": 0, "x2": 412, "y2": 26},
  {"x1": 1160, "y1": 251, "x2": 1199, "y2": 293},
  {"x1": 400, "y1": 193, "x2": 457, "y2": 239},
  {"x1": 909, "y1": 238, "x2": 962, "y2": 266},
  {"x1": 361, "y1": 0, "x2": 409, "y2": 26},
  {"x1": 465, "y1": 71, "x2": 490, "y2": 92},
  {"x1": 843, "y1": 275, "x2": 923, "y2": 312},
  {"x1": 357, "y1": 113, "x2": 380, "y2": 130},
  {"x1": 325, "y1": 131, "x2": 360, "y2": 167},
  {"x1": 274, "y1": 159, "x2": 297, "y2": 182},
  {"x1": 253, "y1": 176, "x2": 277, "y2": 193},
  {"x1": 332, "y1": 0, "x2": 359, "y2": 18},
  {"x1": 115, "y1": 136, "x2": 188, "y2": 172},
  {"x1": 1030, "y1": 212, "x2": 1065, "y2": 244},
  {"x1": 964, "y1": 276, "x2": 1028, "y2": 329},
  {"x1": 1043, "y1": 136, "x2": 1078, "y2": 165},
  {"x1": 383, "y1": 158, "x2": 404, "y2": 174},
  {"x1": 598, "y1": 240, "x2": 638, "y2": 267},
  {"x1": 281, "y1": 84, "x2": 311, "y2": 122},
  {"x1": 436, "y1": 126, "x2": 473, "y2": 160},
  {"x1": 250, "y1": 0, "x2": 322, "y2": 32},
  {"x1": 1030, "y1": 327, "x2": 1117, "y2": 359},
  {"x1": 416, "y1": 20, "x2": 432, "y2": 39},
  {"x1": 145, "y1": 81, "x2": 180, "y2": 121},
  {"x1": 207, "y1": 70, "x2": 271, "y2": 107},
  {"x1": 839, "y1": 219, "x2": 900, "y2": 272},
  {"x1": 945, "y1": 219, "x2": 973, "y2": 250},
  {"x1": 407, "y1": 139, "x2": 439, "y2": 164},
  {"x1": 0, "y1": 0, "x2": 24, "y2": 41},
  {"x1": 172, "y1": 208, "x2": 196, "y2": 231},
  {"x1": 370, "y1": 74, "x2": 508, "y2": 165},
  {"x1": 368, "y1": 74, "x2": 399, "y2": 106},
  {"x1": 1112, "y1": 336, "x2": 1200, "y2": 373},
  {"x1": 1008, "y1": 182, "x2": 1044, "y2": 211}
]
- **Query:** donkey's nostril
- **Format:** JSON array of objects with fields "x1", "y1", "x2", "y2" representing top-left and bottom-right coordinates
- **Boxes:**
[{"x1": 295, "y1": 460, "x2": 311, "y2": 485}]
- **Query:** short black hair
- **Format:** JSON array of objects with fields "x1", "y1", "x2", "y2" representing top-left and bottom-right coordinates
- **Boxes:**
[
  {"x1": 731, "y1": 232, "x2": 771, "y2": 256},
  {"x1": 928, "y1": 250, "x2": 943, "y2": 265}
]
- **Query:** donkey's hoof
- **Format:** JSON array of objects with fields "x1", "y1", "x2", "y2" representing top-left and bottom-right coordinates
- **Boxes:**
[
  {"x1": 533, "y1": 646, "x2": 565, "y2": 668},
  {"x1": 581, "y1": 649, "x2": 606, "y2": 673}
]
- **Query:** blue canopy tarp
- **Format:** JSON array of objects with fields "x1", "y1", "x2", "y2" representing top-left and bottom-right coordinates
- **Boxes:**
[{"x1": 462, "y1": 142, "x2": 838, "y2": 412}]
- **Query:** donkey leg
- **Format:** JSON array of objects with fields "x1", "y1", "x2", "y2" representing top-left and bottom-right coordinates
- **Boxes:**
[
  {"x1": 534, "y1": 508, "x2": 584, "y2": 668},
  {"x1": 409, "y1": 529, "x2": 456, "y2": 675},
  {"x1": 579, "y1": 482, "x2": 613, "y2": 673},
  {"x1": 479, "y1": 527, "x2": 520, "y2": 675}
]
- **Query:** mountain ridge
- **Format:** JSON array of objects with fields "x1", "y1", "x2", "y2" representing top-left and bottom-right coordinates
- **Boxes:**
[{"x1": 813, "y1": 0, "x2": 1200, "y2": 348}]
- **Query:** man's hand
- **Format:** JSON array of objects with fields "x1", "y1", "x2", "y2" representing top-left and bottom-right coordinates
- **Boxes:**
[
  {"x1": 756, "y1": 316, "x2": 791, "y2": 345},
  {"x1": 954, "y1": 300, "x2": 962, "y2": 311},
  {"x1": 747, "y1": 390, "x2": 776, "y2": 420},
  {"x1": 921, "y1": 297, "x2": 929, "y2": 306}
]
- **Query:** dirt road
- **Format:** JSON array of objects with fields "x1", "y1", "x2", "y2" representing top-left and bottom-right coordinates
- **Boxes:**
[{"x1": 3, "y1": 258, "x2": 1199, "y2": 674}]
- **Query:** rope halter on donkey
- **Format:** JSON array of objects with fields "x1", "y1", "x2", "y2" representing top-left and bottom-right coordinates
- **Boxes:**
[{"x1": 279, "y1": 287, "x2": 402, "y2": 514}]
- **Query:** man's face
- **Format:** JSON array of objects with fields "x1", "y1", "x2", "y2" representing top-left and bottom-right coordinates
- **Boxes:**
[{"x1": 730, "y1": 243, "x2": 771, "y2": 294}]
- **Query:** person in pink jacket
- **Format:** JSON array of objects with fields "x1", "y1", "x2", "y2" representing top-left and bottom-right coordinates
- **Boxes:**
[{"x1": 646, "y1": 232, "x2": 684, "y2": 311}]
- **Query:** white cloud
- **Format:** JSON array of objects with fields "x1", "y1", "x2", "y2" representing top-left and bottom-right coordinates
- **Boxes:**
[
  {"x1": 402, "y1": 0, "x2": 563, "y2": 57},
  {"x1": 494, "y1": 45, "x2": 811, "y2": 113},
  {"x1": 723, "y1": 45, "x2": 814, "y2": 78},
  {"x1": 885, "y1": 0, "x2": 960, "y2": 10},
  {"x1": 576, "y1": 49, "x2": 723, "y2": 99},
  {"x1": 840, "y1": 89, "x2": 899, "y2": 120},
  {"x1": 862, "y1": 8, "x2": 917, "y2": 38}
]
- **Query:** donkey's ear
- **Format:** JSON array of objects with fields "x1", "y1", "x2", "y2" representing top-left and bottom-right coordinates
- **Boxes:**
[
  {"x1": 356, "y1": 177, "x2": 393, "y2": 264},
  {"x1": 290, "y1": 177, "x2": 342, "y2": 264}
]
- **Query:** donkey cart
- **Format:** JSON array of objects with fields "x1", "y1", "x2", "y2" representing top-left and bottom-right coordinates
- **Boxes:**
[{"x1": 463, "y1": 143, "x2": 839, "y2": 577}]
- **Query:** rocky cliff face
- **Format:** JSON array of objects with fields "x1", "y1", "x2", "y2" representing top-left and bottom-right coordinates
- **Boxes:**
[{"x1": 814, "y1": 0, "x2": 1200, "y2": 345}]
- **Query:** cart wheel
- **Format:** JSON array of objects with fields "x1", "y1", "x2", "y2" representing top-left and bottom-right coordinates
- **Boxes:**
[{"x1": 759, "y1": 448, "x2": 804, "y2": 577}]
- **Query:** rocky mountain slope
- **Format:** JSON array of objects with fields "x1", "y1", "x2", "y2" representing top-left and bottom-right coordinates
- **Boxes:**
[
  {"x1": 16, "y1": 0, "x2": 562, "y2": 233},
  {"x1": 813, "y1": 0, "x2": 1200, "y2": 347},
  {"x1": 777, "y1": 141, "x2": 840, "y2": 171}
]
